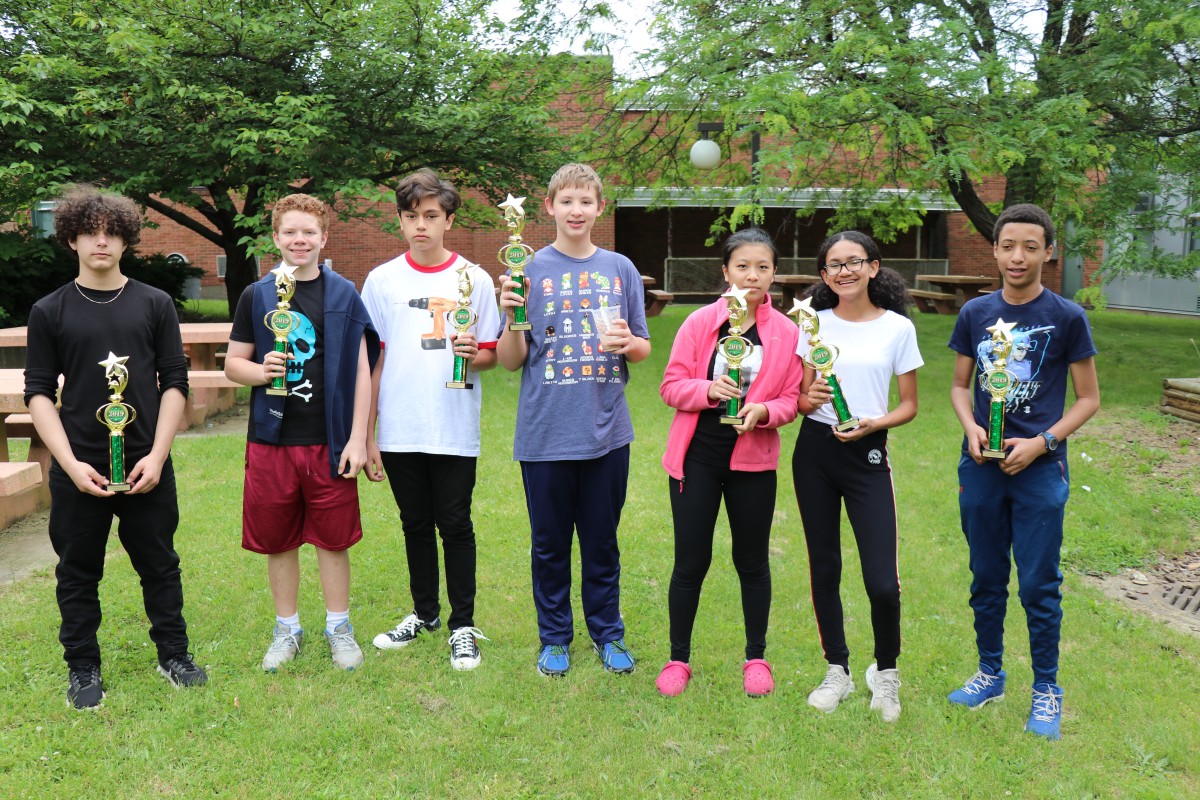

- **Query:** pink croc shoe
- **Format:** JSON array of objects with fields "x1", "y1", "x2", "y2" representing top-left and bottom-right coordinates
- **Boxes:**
[
  {"x1": 656, "y1": 660, "x2": 692, "y2": 697},
  {"x1": 743, "y1": 659, "x2": 774, "y2": 698}
]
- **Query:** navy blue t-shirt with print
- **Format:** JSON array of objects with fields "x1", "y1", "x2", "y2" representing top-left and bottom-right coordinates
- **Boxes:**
[{"x1": 948, "y1": 288, "x2": 1097, "y2": 463}]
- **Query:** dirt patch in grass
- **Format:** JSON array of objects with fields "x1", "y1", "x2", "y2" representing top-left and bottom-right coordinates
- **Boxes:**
[{"x1": 1084, "y1": 553, "x2": 1200, "y2": 637}]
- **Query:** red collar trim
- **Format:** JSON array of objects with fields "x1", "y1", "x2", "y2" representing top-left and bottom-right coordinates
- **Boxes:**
[{"x1": 405, "y1": 251, "x2": 458, "y2": 273}]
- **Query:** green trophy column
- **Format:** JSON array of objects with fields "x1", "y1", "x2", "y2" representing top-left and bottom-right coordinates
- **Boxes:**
[
  {"x1": 499, "y1": 194, "x2": 534, "y2": 332},
  {"x1": 97, "y1": 351, "x2": 136, "y2": 492}
]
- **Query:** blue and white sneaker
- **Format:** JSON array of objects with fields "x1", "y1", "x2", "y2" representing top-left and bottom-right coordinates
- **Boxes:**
[
  {"x1": 1025, "y1": 683, "x2": 1063, "y2": 740},
  {"x1": 595, "y1": 639, "x2": 635, "y2": 674},
  {"x1": 948, "y1": 668, "x2": 1006, "y2": 708},
  {"x1": 537, "y1": 644, "x2": 570, "y2": 677}
]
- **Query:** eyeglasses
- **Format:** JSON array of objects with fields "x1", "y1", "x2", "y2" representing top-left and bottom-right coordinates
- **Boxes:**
[{"x1": 821, "y1": 257, "x2": 871, "y2": 276}]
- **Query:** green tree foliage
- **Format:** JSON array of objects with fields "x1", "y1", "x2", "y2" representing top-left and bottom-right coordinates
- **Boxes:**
[
  {"x1": 596, "y1": 0, "x2": 1200, "y2": 277},
  {"x1": 0, "y1": 231, "x2": 203, "y2": 327},
  {"x1": 0, "y1": 0, "x2": 595, "y2": 313}
]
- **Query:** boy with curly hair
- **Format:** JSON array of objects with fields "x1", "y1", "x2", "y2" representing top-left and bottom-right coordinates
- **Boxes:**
[{"x1": 25, "y1": 185, "x2": 207, "y2": 709}]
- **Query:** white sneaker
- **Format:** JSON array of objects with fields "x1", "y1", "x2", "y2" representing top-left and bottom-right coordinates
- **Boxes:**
[
  {"x1": 808, "y1": 665, "x2": 854, "y2": 712},
  {"x1": 448, "y1": 627, "x2": 490, "y2": 671},
  {"x1": 324, "y1": 621, "x2": 364, "y2": 671},
  {"x1": 262, "y1": 622, "x2": 303, "y2": 672},
  {"x1": 866, "y1": 663, "x2": 902, "y2": 722}
]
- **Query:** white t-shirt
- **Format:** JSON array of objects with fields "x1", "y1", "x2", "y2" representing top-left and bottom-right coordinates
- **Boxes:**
[
  {"x1": 362, "y1": 252, "x2": 500, "y2": 456},
  {"x1": 796, "y1": 308, "x2": 923, "y2": 427}
]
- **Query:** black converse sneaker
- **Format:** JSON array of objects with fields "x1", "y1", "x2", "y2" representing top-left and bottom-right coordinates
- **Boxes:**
[
  {"x1": 157, "y1": 652, "x2": 209, "y2": 688},
  {"x1": 67, "y1": 664, "x2": 105, "y2": 710},
  {"x1": 448, "y1": 627, "x2": 489, "y2": 670},
  {"x1": 373, "y1": 612, "x2": 441, "y2": 650}
]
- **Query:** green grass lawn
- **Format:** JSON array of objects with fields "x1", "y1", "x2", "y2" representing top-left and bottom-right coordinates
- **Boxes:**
[{"x1": 0, "y1": 306, "x2": 1197, "y2": 798}]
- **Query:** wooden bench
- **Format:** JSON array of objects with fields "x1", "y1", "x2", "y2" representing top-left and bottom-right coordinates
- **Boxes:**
[
  {"x1": 189, "y1": 370, "x2": 240, "y2": 389},
  {"x1": 0, "y1": 461, "x2": 45, "y2": 528},
  {"x1": 646, "y1": 289, "x2": 674, "y2": 317},
  {"x1": 909, "y1": 289, "x2": 958, "y2": 314}
]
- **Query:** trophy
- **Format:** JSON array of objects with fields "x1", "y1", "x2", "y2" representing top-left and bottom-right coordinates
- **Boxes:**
[
  {"x1": 789, "y1": 297, "x2": 859, "y2": 432},
  {"x1": 445, "y1": 263, "x2": 480, "y2": 390},
  {"x1": 263, "y1": 264, "x2": 300, "y2": 396},
  {"x1": 498, "y1": 194, "x2": 534, "y2": 331},
  {"x1": 980, "y1": 317, "x2": 1018, "y2": 459},
  {"x1": 718, "y1": 287, "x2": 756, "y2": 425},
  {"x1": 96, "y1": 352, "x2": 136, "y2": 492}
]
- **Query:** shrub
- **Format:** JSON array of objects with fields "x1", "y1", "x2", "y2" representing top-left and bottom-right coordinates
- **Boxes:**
[{"x1": 0, "y1": 232, "x2": 203, "y2": 326}]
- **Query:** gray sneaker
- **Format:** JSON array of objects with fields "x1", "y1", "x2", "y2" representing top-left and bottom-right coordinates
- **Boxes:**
[
  {"x1": 325, "y1": 621, "x2": 364, "y2": 671},
  {"x1": 808, "y1": 664, "x2": 854, "y2": 713},
  {"x1": 262, "y1": 623, "x2": 303, "y2": 672},
  {"x1": 866, "y1": 663, "x2": 902, "y2": 722}
]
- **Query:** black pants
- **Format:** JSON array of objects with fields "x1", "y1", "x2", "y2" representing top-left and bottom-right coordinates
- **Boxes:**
[
  {"x1": 793, "y1": 417, "x2": 901, "y2": 671},
  {"x1": 48, "y1": 458, "x2": 189, "y2": 668},
  {"x1": 668, "y1": 455, "x2": 776, "y2": 662},
  {"x1": 381, "y1": 452, "x2": 477, "y2": 630}
]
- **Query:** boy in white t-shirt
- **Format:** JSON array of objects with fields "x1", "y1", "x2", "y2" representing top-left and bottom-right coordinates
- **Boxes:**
[{"x1": 362, "y1": 168, "x2": 500, "y2": 670}]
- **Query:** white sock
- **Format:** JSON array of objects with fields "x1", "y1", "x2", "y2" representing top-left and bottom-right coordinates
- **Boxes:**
[
  {"x1": 326, "y1": 609, "x2": 350, "y2": 634},
  {"x1": 277, "y1": 613, "x2": 301, "y2": 635}
]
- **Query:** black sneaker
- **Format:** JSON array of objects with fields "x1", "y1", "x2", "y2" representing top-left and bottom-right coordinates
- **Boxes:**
[
  {"x1": 373, "y1": 612, "x2": 441, "y2": 650},
  {"x1": 67, "y1": 664, "x2": 105, "y2": 710},
  {"x1": 157, "y1": 652, "x2": 208, "y2": 688}
]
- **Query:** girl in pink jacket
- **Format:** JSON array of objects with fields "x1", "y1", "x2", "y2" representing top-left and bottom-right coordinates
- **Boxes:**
[{"x1": 656, "y1": 228, "x2": 806, "y2": 698}]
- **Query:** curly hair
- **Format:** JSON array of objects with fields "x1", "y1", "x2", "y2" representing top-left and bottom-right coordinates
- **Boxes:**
[
  {"x1": 272, "y1": 193, "x2": 331, "y2": 233},
  {"x1": 805, "y1": 230, "x2": 912, "y2": 317},
  {"x1": 395, "y1": 168, "x2": 461, "y2": 217},
  {"x1": 54, "y1": 185, "x2": 142, "y2": 248}
]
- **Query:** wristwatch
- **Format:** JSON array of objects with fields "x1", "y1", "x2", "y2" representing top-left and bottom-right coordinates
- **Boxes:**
[{"x1": 1039, "y1": 432, "x2": 1059, "y2": 452}]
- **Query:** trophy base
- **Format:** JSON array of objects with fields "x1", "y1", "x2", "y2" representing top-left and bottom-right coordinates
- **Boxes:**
[
  {"x1": 719, "y1": 415, "x2": 741, "y2": 425},
  {"x1": 265, "y1": 387, "x2": 289, "y2": 397},
  {"x1": 108, "y1": 482, "x2": 131, "y2": 493},
  {"x1": 445, "y1": 381, "x2": 474, "y2": 390},
  {"x1": 835, "y1": 418, "x2": 860, "y2": 433},
  {"x1": 981, "y1": 448, "x2": 1008, "y2": 460},
  {"x1": 509, "y1": 322, "x2": 533, "y2": 331}
]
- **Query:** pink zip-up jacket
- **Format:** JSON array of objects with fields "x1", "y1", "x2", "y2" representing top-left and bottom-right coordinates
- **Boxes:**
[{"x1": 660, "y1": 297, "x2": 805, "y2": 480}]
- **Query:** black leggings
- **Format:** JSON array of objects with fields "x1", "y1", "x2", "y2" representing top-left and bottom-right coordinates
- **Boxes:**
[
  {"x1": 793, "y1": 417, "x2": 901, "y2": 671},
  {"x1": 668, "y1": 455, "x2": 776, "y2": 662}
]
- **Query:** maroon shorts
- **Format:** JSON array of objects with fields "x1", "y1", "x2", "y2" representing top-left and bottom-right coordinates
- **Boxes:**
[{"x1": 241, "y1": 442, "x2": 363, "y2": 554}]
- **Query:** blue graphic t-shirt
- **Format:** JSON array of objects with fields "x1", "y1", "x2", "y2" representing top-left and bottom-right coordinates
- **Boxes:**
[
  {"x1": 502, "y1": 245, "x2": 650, "y2": 462},
  {"x1": 231, "y1": 271, "x2": 327, "y2": 445},
  {"x1": 948, "y1": 288, "x2": 1097, "y2": 462}
]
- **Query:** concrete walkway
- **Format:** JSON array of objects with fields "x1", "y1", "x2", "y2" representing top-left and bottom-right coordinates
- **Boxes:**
[{"x1": 0, "y1": 405, "x2": 248, "y2": 586}]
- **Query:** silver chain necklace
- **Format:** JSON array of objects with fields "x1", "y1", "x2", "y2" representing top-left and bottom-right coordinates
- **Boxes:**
[{"x1": 74, "y1": 279, "x2": 128, "y2": 305}]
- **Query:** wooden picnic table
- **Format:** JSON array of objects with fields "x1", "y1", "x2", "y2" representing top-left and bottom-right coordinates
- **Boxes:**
[
  {"x1": 915, "y1": 274, "x2": 996, "y2": 304},
  {"x1": 771, "y1": 274, "x2": 822, "y2": 310},
  {"x1": 0, "y1": 369, "x2": 39, "y2": 464}
]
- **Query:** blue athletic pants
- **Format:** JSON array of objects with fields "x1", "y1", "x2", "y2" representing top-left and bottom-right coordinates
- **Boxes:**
[
  {"x1": 521, "y1": 445, "x2": 629, "y2": 646},
  {"x1": 958, "y1": 454, "x2": 1069, "y2": 686}
]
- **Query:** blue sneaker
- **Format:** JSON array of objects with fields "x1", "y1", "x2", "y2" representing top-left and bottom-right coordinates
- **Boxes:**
[
  {"x1": 948, "y1": 668, "x2": 1006, "y2": 708},
  {"x1": 1025, "y1": 683, "x2": 1063, "y2": 739},
  {"x1": 537, "y1": 644, "x2": 570, "y2": 676},
  {"x1": 595, "y1": 639, "x2": 635, "y2": 674}
]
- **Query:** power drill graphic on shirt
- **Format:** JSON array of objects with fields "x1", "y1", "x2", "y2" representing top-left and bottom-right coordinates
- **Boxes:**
[{"x1": 408, "y1": 296, "x2": 456, "y2": 349}]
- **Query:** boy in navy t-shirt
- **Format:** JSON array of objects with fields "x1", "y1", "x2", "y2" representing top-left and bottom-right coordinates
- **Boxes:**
[{"x1": 946, "y1": 203, "x2": 1100, "y2": 739}]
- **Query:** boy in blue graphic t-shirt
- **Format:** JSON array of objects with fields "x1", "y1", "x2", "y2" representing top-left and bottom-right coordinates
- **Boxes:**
[
  {"x1": 946, "y1": 203, "x2": 1100, "y2": 739},
  {"x1": 497, "y1": 163, "x2": 651, "y2": 677}
]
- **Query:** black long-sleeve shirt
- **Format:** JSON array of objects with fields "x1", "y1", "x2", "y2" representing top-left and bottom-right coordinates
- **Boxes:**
[{"x1": 24, "y1": 280, "x2": 189, "y2": 470}]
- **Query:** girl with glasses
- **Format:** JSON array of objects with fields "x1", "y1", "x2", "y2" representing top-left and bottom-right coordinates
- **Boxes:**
[{"x1": 794, "y1": 230, "x2": 923, "y2": 722}]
